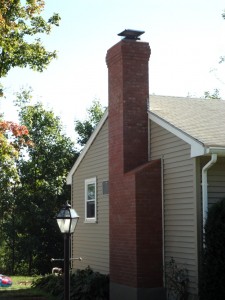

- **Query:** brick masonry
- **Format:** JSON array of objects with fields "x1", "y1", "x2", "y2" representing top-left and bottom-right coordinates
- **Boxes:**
[{"x1": 106, "y1": 38, "x2": 164, "y2": 298}]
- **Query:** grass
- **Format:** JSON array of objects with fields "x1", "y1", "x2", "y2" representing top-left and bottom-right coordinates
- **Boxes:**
[{"x1": 0, "y1": 276, "x2": 57, "y2": 299}]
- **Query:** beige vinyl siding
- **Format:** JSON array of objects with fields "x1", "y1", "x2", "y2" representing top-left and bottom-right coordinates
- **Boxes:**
[
  {"x1": 150, "y1": 120, "x2": 198, "y2": 296},
  {"x1": 71, "y1": 120, "x2": 109, "y2": 274}
]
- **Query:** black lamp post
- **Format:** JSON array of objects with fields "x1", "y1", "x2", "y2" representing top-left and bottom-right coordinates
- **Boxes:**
[{"x1": 56, "y1": 201, "x2": 79, "y2": 300}]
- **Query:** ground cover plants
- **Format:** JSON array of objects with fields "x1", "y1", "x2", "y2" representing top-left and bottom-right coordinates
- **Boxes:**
[
  {"x1": 0, "y1": 276, "x2": 55, "y2": 299},
  {"x1": 0, "y1": 268, "x2": 109, "y2": 299},
  {"x1": 33, "y1": 267, "x2": 109, "y2": 300}
]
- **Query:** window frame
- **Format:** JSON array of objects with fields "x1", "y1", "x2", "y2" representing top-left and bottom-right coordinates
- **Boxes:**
[{"x1": 84, "y1": 177, "x2": 97, "y2": 223}]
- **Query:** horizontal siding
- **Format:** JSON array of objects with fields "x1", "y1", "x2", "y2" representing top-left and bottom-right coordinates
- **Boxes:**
[
  {"x1": 72, "y1": 120, "x2": 109, "y2": 274},
  {"x1": 150, "y1": 120, "x2": 198, "y2": 295}
]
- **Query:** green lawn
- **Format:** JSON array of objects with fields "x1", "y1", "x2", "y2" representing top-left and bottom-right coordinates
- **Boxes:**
[{"x1": 0, "y1": 276, "x2": 56, "y2": 299}]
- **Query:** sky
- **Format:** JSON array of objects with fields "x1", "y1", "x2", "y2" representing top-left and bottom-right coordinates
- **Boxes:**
[{"x1": 1, "y1": 0, "x2": 225, "y2": 141}]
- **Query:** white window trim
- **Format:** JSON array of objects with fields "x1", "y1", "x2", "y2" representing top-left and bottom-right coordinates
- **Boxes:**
[{"x1": 84, "y1": 177, "x2": 97, "y2": 223}]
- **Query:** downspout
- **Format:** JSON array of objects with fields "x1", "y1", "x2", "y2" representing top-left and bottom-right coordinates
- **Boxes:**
[{"x1": 202, "y1": 153, "x2": 217, "y2": 236}]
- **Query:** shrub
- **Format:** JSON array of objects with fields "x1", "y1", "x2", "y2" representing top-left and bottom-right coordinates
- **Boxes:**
[
  {"x1": 32, "y1": 274, "x2": 64, "y2": 297},
  {"x1": 70, "y1": 267, "x2": 109, "y2": 300},
  {"x1": 199, "y1": 198, "x2": 225, "y2": 300},
  {"x1": 165, "y1": 257, "x2": 189, "y2": 300},
  {"x1": 33, "y1": 266, "x2": 109, "y2": 300}
]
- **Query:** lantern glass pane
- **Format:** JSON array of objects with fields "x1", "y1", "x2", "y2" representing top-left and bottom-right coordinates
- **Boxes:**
[
  {"x1": 56, "y1": 205, "x2": 79, "y2": 234},
  {"x1": 70, "y1": 218, "x2": 79, "y2": 233},
  {"x1": 57, "y1": 218, "x2": 71, "y2": 233}
]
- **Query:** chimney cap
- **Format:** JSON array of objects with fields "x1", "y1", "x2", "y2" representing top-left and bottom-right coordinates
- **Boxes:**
[{"x1": 118, "y1": 29, "x2": 145, "y2": 40}]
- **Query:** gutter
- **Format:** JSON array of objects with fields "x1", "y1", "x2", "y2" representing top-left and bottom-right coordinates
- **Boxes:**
[
  {"x1": 206, "y1": 147, "x2": 225, "y2": 156},
  {"x1": 202, "y1": 153, "x2": 217, "y2": 235},
  {"x1": 201, "y1": 147, "x2": 225, "y2": 234}
]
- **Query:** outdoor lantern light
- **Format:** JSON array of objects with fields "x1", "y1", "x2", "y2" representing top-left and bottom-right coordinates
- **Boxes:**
[
  {"x1": 56, "y1": 201, "x2": 79, "y2": 234},
  {"x1": 56, "y1": 201, "x2": 79, "y2": 300}
]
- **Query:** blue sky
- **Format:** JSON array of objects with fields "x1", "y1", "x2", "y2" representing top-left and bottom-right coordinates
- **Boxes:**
[{"x1": 1, "y1": 0, "x2": 225, "y2": 140}]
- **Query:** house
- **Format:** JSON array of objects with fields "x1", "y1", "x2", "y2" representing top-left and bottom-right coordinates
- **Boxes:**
[{"x1": 67, "y1": 30, "x2": 225, "y2": 300}]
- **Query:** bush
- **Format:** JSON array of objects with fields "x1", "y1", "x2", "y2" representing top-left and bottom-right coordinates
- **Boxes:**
[
  {"x1": 199, "y1": 198, "x2": 225, "y2": 300},
  {"x1": 165, "y1": 257, "x2": 189, "y2": 300},
  {"x1": 32, "y1": 274, "x2": 64, "y2": 297},
  {"x1": 33, "y1": 266, "x2": 109, "y2": 300},
  {"x1": 70, "y1": 267, "x2": 109, "y2": 300}
]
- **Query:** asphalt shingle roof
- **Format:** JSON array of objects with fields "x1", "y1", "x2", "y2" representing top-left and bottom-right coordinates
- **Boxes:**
[{"x1": 150, "y1": 95, "x2": 225, "y2": 148}]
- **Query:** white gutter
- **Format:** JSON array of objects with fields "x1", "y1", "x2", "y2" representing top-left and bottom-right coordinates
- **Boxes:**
[
  {"x1": 202, "y1": 154, "x2": 217, "y2": 232},
  {"x1": 206, "y1": 147, "x2": 225, "y2": 156}
]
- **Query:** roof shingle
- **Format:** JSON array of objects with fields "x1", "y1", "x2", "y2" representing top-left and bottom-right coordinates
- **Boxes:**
[{"x1": 150, "y1": 95, "x2": 225, "y2": 148}]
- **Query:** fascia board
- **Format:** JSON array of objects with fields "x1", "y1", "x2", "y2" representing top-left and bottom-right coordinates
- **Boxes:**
[
  {"x1": 66, "y1": 109, "x2": 108, "y2": 185},
  {"x1": 148, "y1": 112, "x2": 205, "y2": 157}
]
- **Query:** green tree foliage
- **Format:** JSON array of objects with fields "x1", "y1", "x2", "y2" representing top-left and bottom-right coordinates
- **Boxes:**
[
  {"x1": 0, "y1": 1, "x2": 62, "y2": 274},
  {"x1": 0, "y1": 0, "x2": 60, "y2": 80},
  {"x1": 204, "y1": 88, "x2": 221, "y2": 99},
  {"x1": 0, "y1": 118, "x2": 30, "y2": 185},
  {"x1": 199, "y1": 198, "x2": 225, "y2": 300},
  {"x1": 0, "y1": 0, "x2": 59, "y2": 187},
  {"x1": 0, "y1": 0, "x2": 60, "y2": 231},
  {"x1": 1, "y1": 91, "x2": 78, "y2": 275},
  {"x1": 75, "y1": 99, "x2": 105, "y2": 148},
  {"x1": 0, "y1": 116, "x2": 31, "y2": 271}
]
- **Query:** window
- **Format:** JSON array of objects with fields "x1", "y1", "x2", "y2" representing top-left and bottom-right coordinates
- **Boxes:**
[{"x1": 85, "y1": 178, "x2": 97, "y2": 222}]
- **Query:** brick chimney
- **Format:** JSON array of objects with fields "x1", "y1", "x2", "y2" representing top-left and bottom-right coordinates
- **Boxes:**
[{"x1": 106, "y1": 31, "x2": 165, "y2": 300}]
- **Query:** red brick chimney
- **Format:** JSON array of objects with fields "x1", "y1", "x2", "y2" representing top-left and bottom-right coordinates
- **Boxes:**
[{"x1": 106, "y1": 31, "x2": 165, "y2": 300}]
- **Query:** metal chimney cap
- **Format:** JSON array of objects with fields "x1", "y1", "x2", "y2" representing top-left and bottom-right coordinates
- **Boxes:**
[{"x1": 118, "y1": 29, "x2": 145, "y2": 40}]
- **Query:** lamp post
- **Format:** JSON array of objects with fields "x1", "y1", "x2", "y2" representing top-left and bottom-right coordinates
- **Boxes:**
[{"x1": 56, "y1": 201, "x2": 79, "y2": 300}]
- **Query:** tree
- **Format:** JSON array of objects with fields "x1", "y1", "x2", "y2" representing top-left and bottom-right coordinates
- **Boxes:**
[
  {"x1": 1, "y1": 92, "x2": 78, "y2": 275},
  {"x1": 199, "y1": 198, "x2": 225, "y2": 300},
  {"x1": 204, "y1": 88, "x2": 221, "y2": 99},
  {"x1": 0, "y1": 0, "x2": 60, "y2": 224},
  {"x1": 0, "y1": 119, "x2": 30, "y2": 183},
  {"x1": 0, "y1": 0, "x2": 60, "y2": 184},
  {"x1": 0, "y1": 117, "x2": 30, "y2": 209},
  {"x1": 75, "y1": 99, "x2": 106, "y2": 148},
  {"x1": 0, "y1": 1, "x2": 61, "y2": 274},
  {"x1": 0, "y1": 0, "x2": 60, "y2": 80},
  {"x1": 0, "y1": 118, "x2": 30, "y2": 273}
]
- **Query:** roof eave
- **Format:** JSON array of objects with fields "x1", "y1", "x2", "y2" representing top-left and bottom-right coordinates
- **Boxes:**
[
  {"x1": 66, "y1": 109, "x2": 108, "y2": 185},
  {"x1": 149, "y1": 111, "x2": 205, "y2": 158},
  {"x1": 68, "y1": 109, "x2": 225, "y2": 186}
]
